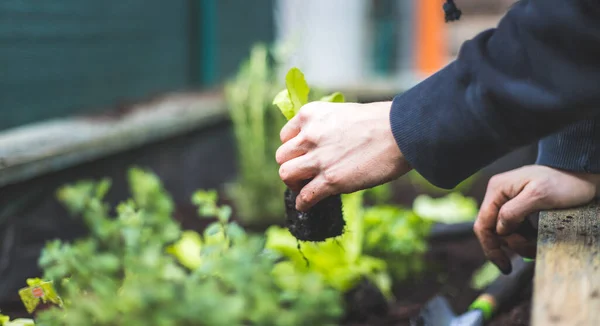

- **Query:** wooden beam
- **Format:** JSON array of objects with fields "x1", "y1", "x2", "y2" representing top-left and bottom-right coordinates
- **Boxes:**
[
  {"x1": 532, "y1": 201, "x2": 600, "y2": 325},
  {"x1": 0, "y1": 92, "x2": 227, "y2": 188}
]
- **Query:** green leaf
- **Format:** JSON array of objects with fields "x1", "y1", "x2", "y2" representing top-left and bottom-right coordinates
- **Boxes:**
[
  {"x1": 264, "y1": 191, "x2": 393, "y2": 297},
  {"x1": 285, "y1": 67, "x2": 310, "y2": 111},
  {"x1": 413, "y1": 193, "x2": 478, "y2": 223},
  {"x1": 166, "y1": 230, "x2": 203, "y2": 270},
  {"x1": 273, "y1": 89, "x2": 295, "y2": 121},
  {"x1": 319, "y1": 92, "x2": 345, "y2": 103},
  {"x1": 3, "y1": 318, "x2": 35, "y2": 326},
  {"x1": 225, "y1": 222, "x2": 246, "y2": 242},
  {"x1": 217, "y1": 206, "x2": 232, "y2": 223}
]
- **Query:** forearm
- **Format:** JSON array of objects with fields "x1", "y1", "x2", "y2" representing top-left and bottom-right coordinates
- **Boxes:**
[{"x1": 390, "y1": 0, "x2": 600, "y2": 189}]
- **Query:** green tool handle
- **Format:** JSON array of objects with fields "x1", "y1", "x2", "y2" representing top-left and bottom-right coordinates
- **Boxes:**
[{"x1": 469, "y1": 257, "x2": 535, "y2": 320}]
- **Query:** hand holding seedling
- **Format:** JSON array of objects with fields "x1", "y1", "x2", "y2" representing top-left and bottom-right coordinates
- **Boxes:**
[
  {"x1": 276, "y1": 100, "x2": 410, "y2": 212},
  {"x1": 474, "y1": 165, "x2": 600, "y2": 274}
]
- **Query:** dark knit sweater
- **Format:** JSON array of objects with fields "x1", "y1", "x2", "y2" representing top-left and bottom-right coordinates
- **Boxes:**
[{"x1": 390, "y1": 0, "x2": 600, "y2": 189}]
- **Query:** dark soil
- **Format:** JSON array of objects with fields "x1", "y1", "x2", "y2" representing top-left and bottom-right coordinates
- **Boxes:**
[
  {"x1": 343, "y1": 236, "x2": 532, "y2": 326},
  {"x1": 284, "y1": 188, "x2": 345, "y2": 241}
]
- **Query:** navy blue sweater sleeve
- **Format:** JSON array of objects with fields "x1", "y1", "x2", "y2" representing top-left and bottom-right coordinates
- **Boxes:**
[
  {"x1": 390, "y1": 0, "x2": 600, "y2": 188},
  {"x1": 536, "y1": 117, "x2": 600, "y2": 173}
]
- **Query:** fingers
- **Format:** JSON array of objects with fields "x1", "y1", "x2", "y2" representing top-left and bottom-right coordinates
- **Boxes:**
[
  {"x1": 496, "y1": 187, "x2": 547, "y2": 236},
  {"x1": 474, "y1": 178, "x2": 514, "y2": 274},
  {"x1": 474, "y1": 218, "x2": 513, "y2": 274},
  {"x1": 280, "y1": 115, "x2": 302, "y2": 143},
  {"x1": 501, "y1": 233, "x2": 537, "y2": 259},
  {"x1": 279, "y1": 155, "x2": 319, "y2": 192},
  {"x1": 295, "y1": 177, "x2": 335, "y2": 212},
  {"x1": 275, "y1": 132, "x2": 315, "y2": 165}
]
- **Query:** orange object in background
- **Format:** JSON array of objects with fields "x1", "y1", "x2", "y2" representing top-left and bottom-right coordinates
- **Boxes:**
[{"x1": 414, "y1": 0, "x2": 448, "y2": 77}]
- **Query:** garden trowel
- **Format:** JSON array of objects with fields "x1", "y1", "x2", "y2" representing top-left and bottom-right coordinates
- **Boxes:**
[{"x1": 410, "y1": 256, "x2": 534, "y2": 326}]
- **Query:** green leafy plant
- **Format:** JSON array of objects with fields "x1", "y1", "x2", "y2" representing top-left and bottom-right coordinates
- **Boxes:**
[
  {"x1": 273, "y1": 67, "x2": 349, "y2": 242},
  {"x1": 363, "y1": 183, "x2": 393, "y2": 205},
  {"x1": 0, "y1": 313, "x2": 34, "y2": 326},
  {"x1": 361, "y1": 205, "x2": 432, "y2": 281},
  {"x1": 413, "y1": 193, "x2": 479, "y2": 223},
  {"x1": 27, "y1": 167, "x2": 343, "y2": 326},
  {"x1": 360, "y1": 192, "x2": 478, "y2": 282},
  {"x1": 224, "y1": 44, "x2": 288, "y2": 225},
  {"x1": 265, "y1": 191, "x2": 393, "y2": 299},
  {"x1": 272, "y1": 67, "x2": 345, "y2": 119}
]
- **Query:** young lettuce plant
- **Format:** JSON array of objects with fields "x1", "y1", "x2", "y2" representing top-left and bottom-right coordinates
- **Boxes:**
[
  {"x1": 265, "y1": 190, "x2": 392, "y2": 320},
  {"x1": 272, "y1": 67, "x2": 347, "y2": 242},
  {"x1": 361, "y1": 205, "x2": 432, "y2": 281},
  {"x1": 362, "y1": 192, "x2": 479, "y2": 281}
]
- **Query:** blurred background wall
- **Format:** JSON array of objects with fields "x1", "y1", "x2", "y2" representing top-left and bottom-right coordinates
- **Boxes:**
[
  {"x1": 0, "y1": 0, "x2": 275, "y2": 131},
  {"x1": 0, "y1": 0, "x2": 514, "y2": 132}
]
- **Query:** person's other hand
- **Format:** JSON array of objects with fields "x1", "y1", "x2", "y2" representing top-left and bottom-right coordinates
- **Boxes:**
[
  {"x1": 474, "y1": 165, "x2": 600, "y2": 274},
  {"x1": 276, "y1": 101, "x2": 411, "y2": 211}
]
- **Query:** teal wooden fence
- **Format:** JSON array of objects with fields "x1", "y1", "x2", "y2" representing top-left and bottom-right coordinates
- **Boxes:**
[{"x1": 0, "y1": 0, "x2": 274, "y2": 132}]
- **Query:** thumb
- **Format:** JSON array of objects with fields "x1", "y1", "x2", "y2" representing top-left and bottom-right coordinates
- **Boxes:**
[{"x1": 496, "y1": 187, "x2": 546, "y2": 236}]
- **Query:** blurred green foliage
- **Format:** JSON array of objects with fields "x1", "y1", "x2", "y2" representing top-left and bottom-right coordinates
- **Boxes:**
[
  {"x1": 32, "y1": 167, "x2": 343, "y2": 326},
  {"x1": 224, "y1": 44, "x2": 287, "y2": 225},
  {"x1": 265, "y1": 191, "x2": 393, "y2": 300},
  {"x1": 266, "y1": 187, "x2": 478, "y2": 286},
  {"x1": 362, "y1": 205, "x2": 431, "y2": 281}
]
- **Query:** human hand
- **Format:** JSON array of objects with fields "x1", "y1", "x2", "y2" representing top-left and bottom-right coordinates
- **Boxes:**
[
  {"x1": 275, "y1": 101, "x2": 411, "y2": 211},
  {"x1": 474, "y1": 165, "x2": 600, "y2": 274}
]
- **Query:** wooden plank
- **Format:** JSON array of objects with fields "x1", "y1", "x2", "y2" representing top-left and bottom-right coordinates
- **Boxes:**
[
  {"x1": 0, "y1": 91, "x2": 227, "y2": 188},
  {"x1": 532, "y1": 201, "x2": 600, "y2": 325}
]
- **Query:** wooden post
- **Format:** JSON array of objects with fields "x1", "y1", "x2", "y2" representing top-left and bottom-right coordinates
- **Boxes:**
[{"x1": 532, "y1": 201, "x2": 600, "y2": 325}]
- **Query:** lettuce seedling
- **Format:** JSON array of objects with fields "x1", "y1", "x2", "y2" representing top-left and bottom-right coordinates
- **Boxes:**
[
  {"x1": 273, "y1": 67, "x2": 347, "y2": 242},
  {"x1": 362, "y1": 205, "x2": 432, "y2": 281},
  {"x1": 265, "y1": 191, "x2": 392, "y2": 300}
]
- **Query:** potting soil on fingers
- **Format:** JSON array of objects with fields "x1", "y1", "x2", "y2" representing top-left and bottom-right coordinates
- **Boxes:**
[{"x1": 284, "y1": 188, "x2": 345, "y2": 242}]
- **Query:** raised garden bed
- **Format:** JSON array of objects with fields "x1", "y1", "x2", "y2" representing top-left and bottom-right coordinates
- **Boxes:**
[
  {"x1": 0, "y1": 53, "x2": 539, "y2": 326},
  {"x1": 0, "y1": 168, "x2": 533, "y2": 326}
]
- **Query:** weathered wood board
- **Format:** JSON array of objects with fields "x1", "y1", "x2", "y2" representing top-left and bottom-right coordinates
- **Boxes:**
[
  {"x1": 532, "y1": 201, "x2": 600, "y2": 325},
  {"x1": 0, "y1": 92, "x2": 227, "y2": 188}
]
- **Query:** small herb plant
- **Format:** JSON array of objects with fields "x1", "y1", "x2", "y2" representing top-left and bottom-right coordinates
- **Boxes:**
[
  {"x1": 273, "y1": 67, "x2": 347, "y2": 242},
  {"x1": 25, "y1": 167, "x2": 344, "y2": 326}
]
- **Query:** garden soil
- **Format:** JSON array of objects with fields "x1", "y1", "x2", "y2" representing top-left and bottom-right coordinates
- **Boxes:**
[{"x1": 343, "y1": 236, "x2": 532, "y2": 326}]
